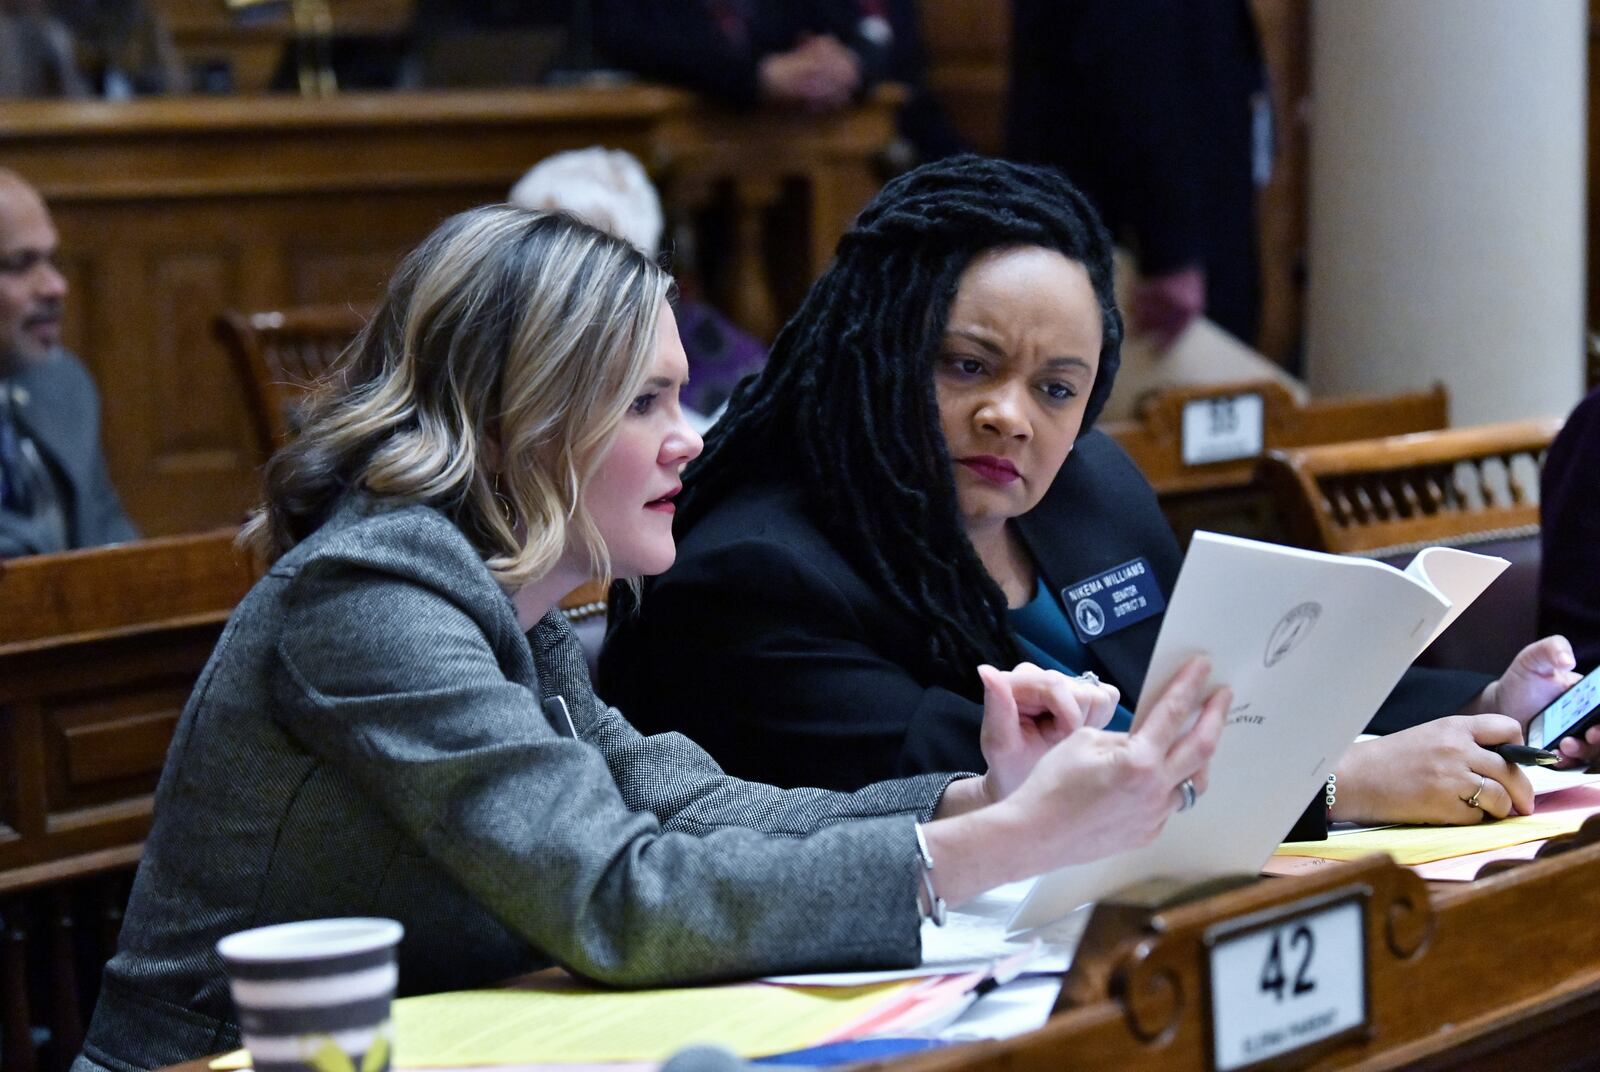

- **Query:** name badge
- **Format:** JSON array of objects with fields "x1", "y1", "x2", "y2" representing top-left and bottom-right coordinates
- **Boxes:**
[{"x1": 1061, "y1": 557, "x2": 1165, "y2": 644}]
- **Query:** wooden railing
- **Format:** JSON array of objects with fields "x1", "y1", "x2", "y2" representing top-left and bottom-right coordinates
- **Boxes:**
[
  {"x1": 5, "y1": 84, "x2": 901, "y2": 536},
  {"x1": 1260, "y1": 418, "x2": 1563, "y2": 556}
]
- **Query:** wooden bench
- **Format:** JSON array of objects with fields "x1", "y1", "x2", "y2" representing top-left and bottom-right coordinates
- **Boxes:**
[
  {"x1": 1259, "y1": 418, "x2": 1562, "y2": 556},
  {"x1": 1101, "y1": 380, "x2": 1450, "y2": 544},
  {"x1": 1259, "y1": 419, "x2": 1564, "y2": 673},
  {"x1": 0, "y1": 531, "x2": 258, "y2": 1072}
]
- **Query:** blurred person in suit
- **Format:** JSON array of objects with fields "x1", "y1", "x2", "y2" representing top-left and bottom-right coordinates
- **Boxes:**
[
  {"x1": 0, "y1": 169, "x2": 137, "y2": 557},
  {"x1": 46, "y1": 0, "x2": 187, "y2": 96},
  {"x1": 594, "y1": 0, "x2": 963, "y2": 163},
  {"x1": 0, "y1": 0, "x2": 88, "y2": 96},
  {"x1": 1008, "y1": 0, "x2": 1267, "y2": 349}
]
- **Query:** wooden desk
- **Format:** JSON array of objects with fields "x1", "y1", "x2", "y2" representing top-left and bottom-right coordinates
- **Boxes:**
[
  {"x1": 2, "y1": 86, "x2": 899, "y2": 536},
  {"x1": 886, "y1": 846, "x2": 1600, "y2": 1070},
  {"x1": 145, "y1": 846, "x2": 1600, "y2": 1072}
]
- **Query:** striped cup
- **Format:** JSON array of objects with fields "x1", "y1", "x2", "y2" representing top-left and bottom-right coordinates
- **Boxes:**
[{"x1": 217, "y1": 918, "x2": 404, "y2": 1072}]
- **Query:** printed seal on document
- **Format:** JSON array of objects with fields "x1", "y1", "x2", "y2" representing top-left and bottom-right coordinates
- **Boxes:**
[{"x1": 1264, "y1": 602, "x2": 1321, "y2": 668}]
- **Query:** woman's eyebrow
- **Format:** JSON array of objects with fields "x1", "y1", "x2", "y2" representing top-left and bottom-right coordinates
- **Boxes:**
[
  {"x1": 947, "y1": 329, "x2": 1006, "y2": 356},
  {"x1": 1043, "y1": 356, "x2": 1094, "y2": 374}
]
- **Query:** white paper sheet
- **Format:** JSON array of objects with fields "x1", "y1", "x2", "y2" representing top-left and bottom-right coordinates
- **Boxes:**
[{"x1": 1011, "y1": 533, "x2": 1507, "y2": 931}]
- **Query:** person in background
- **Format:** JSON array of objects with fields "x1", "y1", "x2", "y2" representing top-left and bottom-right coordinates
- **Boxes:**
[
  {"x1": 71, "y1": 204, "x2": 1227, "y2": 1072},
  {"x1": 0, "y1": 0, "x2": 88, "y2": 96},
  {"x1": 602, "y1": 155, "x2": 1589, "y2": 837},
  {"x1": 594, "y1": 0, "x2": 961, "y2": 164},
  {"x1": 46, "y1": 0, "x2": 187, "y2": 96},
  {"x1": 1007, "y1": 0, "x2": 1267, "y2": 349},
  {"x1": 1541, "y1": 389, "x2": 1600, "y2": 707},
  {"x1": 509, "y1": 146, "x2": 766, "y2": 418},
  {"x1": 0, "y1": 169, "x2": 137, "y2": 558}
]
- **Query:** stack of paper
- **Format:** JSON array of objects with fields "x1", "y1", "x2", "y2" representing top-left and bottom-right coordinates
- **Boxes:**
[{"x1": 1270, "y1": 782, "x2": 1600, "y2": 880}]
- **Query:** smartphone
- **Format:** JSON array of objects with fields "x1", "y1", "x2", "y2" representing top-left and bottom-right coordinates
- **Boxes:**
[{"x1": 1526, "y1": 664, "x2": 1600, "y2": 751}]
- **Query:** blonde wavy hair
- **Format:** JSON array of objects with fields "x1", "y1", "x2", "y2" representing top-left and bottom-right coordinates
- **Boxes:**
[{"x1": 241, "y1": 205, "x2": 670, "y2": 590}]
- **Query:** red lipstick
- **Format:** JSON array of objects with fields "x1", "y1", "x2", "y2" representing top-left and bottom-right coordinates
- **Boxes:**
[
  {"x1": 957, "y1": 455, "x2": 1021, "y2": 486},
  {"x1": 645, "y1": 485, "x2": 682, "y2": 513}
]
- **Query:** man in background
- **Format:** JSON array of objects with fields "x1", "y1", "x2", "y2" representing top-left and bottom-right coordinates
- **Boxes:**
[
  {"x1": 1008, "y1": 0, "x2": 1268, "y2": 349},
  {"x1": 0, "y1": 0, "x2": 87, "y2": 96},
  {"x1": 0, "y1": 168, "x2": 137, "y2": 557}
]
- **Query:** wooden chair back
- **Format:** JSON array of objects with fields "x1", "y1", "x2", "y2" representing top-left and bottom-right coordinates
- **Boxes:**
[
  {"x1": 1103, "y1": 380, "x2": 1451, "y2": 497},
  {"x1": 216, "y1": 305, "x2": 370, "y2": 457},
  {"x1": 0, "y1": 532, "x2": 258, "y2": 1072},
  {"x1": 1259, "y1": 418, "x2": 1563, "y2": 556}
]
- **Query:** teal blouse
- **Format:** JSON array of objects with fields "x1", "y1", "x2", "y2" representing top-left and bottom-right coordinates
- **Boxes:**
[{"x1": 1007, "y1": 578, "x2": 1134, "y2": 732}]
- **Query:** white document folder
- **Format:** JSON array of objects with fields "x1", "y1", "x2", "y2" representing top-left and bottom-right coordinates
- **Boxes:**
[{"x1": 1008, "y1": 532, "x2": 1507, "y2": 932}]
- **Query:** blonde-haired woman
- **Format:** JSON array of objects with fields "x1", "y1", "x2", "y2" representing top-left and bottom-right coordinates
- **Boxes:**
[{"x1": 73, "y1": 206, "x2": 1227, "y2": 1072}]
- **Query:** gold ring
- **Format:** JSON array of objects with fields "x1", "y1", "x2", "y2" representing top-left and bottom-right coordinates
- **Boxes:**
[{"x1": 1463, "y1": 774, "x2": 1486, "y2": 809}]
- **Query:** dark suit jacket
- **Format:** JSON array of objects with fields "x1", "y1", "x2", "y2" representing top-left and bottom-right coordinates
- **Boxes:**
[
  {"x1": 1541, "y1": 387, "x2": 1600, "y2": 672},
  {"x1": 594, "y1": 0, "x2": 890, "y2": 107},
  {"x1": 1006, "y1": 0, "x2": 1265, "y2": 342},
  {"x1": 601, "y1": 431, "x2": 1491, "y2": 839},
  {"x1": 72, "y1": 499, "x2": 945, "y2": 1072},
  {"x1": 1, "y1": 349, "x2": 138, "y2": 557}
]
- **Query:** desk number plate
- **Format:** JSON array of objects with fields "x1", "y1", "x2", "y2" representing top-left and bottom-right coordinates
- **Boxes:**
[
  {"x1": 1181, "y1": 393, "x2": 1265, "y2": 465},
  {"x1": 1205, "y1": 891, "x2": 1368, "y2": 1072}
]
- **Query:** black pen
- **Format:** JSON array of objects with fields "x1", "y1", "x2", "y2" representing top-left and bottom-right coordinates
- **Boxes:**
[{"x1": 1489, "y1": 743, "x2": 1562, "y2": 766}]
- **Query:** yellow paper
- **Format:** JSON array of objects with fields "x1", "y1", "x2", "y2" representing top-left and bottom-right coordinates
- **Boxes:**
[
  {"x1": 1278, "y1": 808, "x2": 1593, "y2": 865},
  {"x1": 392, "y1": 976, "x2": 918, "y2": 1066},
  {"x1": 209, "y1": 1052, "x2": 250, "y2": 1071}
]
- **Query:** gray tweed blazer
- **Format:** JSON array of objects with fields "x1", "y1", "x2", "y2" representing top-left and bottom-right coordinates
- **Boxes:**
[{"x1": 74, "y1": 499, "x2": 952, "y2": 1072}]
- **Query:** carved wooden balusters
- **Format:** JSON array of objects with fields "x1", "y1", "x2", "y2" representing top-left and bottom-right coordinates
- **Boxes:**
[{"x1": 1262, "y1": 418, "x2": 1563, "y2": 555}]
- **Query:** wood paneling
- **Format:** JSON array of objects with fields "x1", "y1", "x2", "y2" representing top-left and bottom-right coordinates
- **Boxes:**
[{"x1": 5, "y1": 87, "x2": 898, "y2": 536}]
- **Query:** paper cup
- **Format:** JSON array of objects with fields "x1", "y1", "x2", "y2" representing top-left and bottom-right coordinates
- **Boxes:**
[{"x1": 217, "y1": 918, "x2": 404, "y2": 1072}]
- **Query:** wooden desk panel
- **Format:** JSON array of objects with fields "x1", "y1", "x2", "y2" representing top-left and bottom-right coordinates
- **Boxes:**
[{"x1": 3, "y1": 88, "x2": 897, "y2": 537}]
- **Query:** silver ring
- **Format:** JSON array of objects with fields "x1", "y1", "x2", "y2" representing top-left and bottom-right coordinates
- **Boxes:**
[
  {"x1": 1076, "y1": 671, "x2": 1101, "y2": 687},
  {"x1": 1463, "y1": 774, "x2": 1486, "y2": 809},
  {"x1": 1178, "y1": 777, "x2": 1198, "y2": 812}
]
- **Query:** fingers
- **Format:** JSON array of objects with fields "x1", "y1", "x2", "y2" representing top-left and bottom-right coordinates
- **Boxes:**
[
  {"x1": 1164, "y1": 684, "x2": 1230, "y2": 781},
  {"x1": 1457, "y1": 772, "x2": 1513, "y2": 822},
  {"x1": 1466, "y1": 713, "x2": 1526, "y2": 746},
  {"x1": 1517, "y1": 635, "x2": 1577, "y2": 677},
  {"x1": 1132, "y1": 655, "x2": 1212, "y2": 752},
  {"x1": 1002, "y1": 664, "x2": 1088, "y2": 737},
  {"x1": 1468, "y1": 752, "x2": 1535, "y2": 817},
  {"x1": 977, "y1": 664, "x2": 1021, "y2": 753},
  {"x1": 1557, "y1": 724, "x2": 1600, "y2": 765}
]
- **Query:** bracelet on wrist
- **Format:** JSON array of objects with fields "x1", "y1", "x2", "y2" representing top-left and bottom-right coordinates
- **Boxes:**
[
  {"x1": 1324, "y1": 771, "x2": 1338, "y2": 817},
  {"x1": 913, "y1": 823, "x2": 947, "y2": 927}
]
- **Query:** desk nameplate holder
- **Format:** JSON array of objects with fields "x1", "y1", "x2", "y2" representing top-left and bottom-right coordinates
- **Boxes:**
[
  {"x1": 1201, "y1": 886, "x2": 1371, "y2": 1072},
  {"x1": 1051, "y1": 856, "x2": 1430, "y2": 1068},
  {"x1": 1181, "y1": 392, "x2": 1266, "y2": 466}
]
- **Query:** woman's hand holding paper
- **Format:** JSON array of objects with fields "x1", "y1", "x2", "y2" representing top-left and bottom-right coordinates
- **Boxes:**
[{"x1": 922, "y1": 655, "x2": 1228, "y2": 908}]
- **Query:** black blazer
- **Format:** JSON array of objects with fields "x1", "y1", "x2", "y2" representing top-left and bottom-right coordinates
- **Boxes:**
[{"x1": 601, "y1": 431, "x2": 1490, "y2": 837}]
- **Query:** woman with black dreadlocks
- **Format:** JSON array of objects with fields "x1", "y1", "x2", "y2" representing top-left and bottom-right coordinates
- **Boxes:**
[{"x1": 600, "y1": 155, "x2": 1590, "y2": 840}]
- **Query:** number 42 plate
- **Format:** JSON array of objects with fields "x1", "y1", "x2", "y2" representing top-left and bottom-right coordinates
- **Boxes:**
[{"x1": 1204, "y1": 889, "x2": 1370, "y2": 1071}]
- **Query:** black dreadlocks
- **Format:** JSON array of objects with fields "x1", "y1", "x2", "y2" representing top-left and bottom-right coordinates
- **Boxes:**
[{"x1": 676, "y1": 155, "x2": 1123, "y2": 696}]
